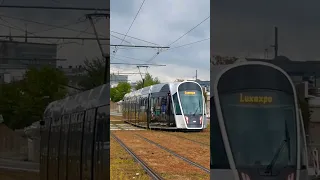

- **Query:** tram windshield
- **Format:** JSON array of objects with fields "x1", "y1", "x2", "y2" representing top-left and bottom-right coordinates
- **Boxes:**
[
  {"x1": 178, "y1": 90, "x2": 203, "y2": 115},
  {"x1": 219, "y1": 90, "x2": 297, "y2": 168}
]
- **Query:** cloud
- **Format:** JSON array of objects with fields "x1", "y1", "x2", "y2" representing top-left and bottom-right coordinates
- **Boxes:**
[
  {"x1": 211, "y1": 0, "x2": 320, "y2": 61},
  {"x1": 110, "y1": 0, "x2": 210, "y2": 83}
]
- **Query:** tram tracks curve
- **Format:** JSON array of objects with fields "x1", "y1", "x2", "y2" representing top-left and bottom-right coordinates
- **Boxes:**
[
  {"x1": 111, "y1": 132, "x2": 164, "y2": 180},
  {"x1": 164, "y1": 133, "x2": 210, "y2": 147},
  {"x1": 134, "y1": 134, "x2": 210, "y2": 174},
  {"x1": 111, "y1": 122, "x2": 210, "y2": 176}
]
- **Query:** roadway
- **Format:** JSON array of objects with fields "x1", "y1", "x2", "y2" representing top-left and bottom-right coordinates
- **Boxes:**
[{"x1": 0, "y1": 158, "x2": 39, "y2": 172}]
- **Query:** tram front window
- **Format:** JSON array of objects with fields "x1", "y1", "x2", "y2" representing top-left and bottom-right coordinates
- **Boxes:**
[
  {"x1": 178, "y1": 90, "x2": 203, "y2": 116},
  {"x1": 219, "y1": 90, "x2": 297, "y2": 169}
]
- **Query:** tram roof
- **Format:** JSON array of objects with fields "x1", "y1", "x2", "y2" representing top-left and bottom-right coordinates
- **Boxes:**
[
  {"x1": 43, "y1": 83, "x2": 109, "y2": 119},
  {"x1": 124, "y1": 81, "x2": 198, "y2": 98}
]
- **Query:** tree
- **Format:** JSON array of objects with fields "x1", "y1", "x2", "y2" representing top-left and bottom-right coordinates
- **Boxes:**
[
  {"x1": 211, "y1": 55, "x2": 238, "y2": 65},
  {"x1": 78, "y1": 57, "x2": 106, "y2": 89},
  {"x1": 135, "y1": 73, "x2": 160, "y2": 90},
  {"x1": 0, "y1": 66, "x2": 68, "y2": 129},
  {"x1": 110, "y1": 82, "x2": 131, "y2": 102}
]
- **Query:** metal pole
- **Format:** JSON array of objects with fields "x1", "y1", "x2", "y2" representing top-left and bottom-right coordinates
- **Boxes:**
[
  {"x1": 104, "y1": 55, "x2": 109, "y2": 83},
  {"x1": 0, "y1": 35, "x2": 109, "y2": 40}
]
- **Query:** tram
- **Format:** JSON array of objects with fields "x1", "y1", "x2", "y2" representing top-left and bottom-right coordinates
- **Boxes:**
[
  {"x1": 122, "y1": 81, "x2": 207, "y2": 130},
  {"x1": 40, "y1": 84, "x2": 109, "y2": 180},
  {"x1": 210, "y1": 61, "x2": 309, "y2": 180}
]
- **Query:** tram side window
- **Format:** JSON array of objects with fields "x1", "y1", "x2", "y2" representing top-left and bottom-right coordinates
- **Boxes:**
[
  {"x1": 140, "y1": 97, "x2": 144, "y2": 111},
  {"x1": 145, "y1": 98, "x2": 148, "y2": 112},
  {"x1": 137, "y1": 98, "x2": 140, "y2": 111},
  {"x1": 300, "y1": 120, "x2": 307, "y2": 169},
  {"x1": 210, "y1": 97, "x2": 230, "y2": 169},
  {"x1": 172, "y1": 93, "x2": 182, "y2": 115},
  {"x1": 150, "y1": 97, "x2": 155, "y2": 111}
]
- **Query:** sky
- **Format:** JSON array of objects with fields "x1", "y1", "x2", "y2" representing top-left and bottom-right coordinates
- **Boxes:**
[
  {"x1": 211, "y1": 0, "x2": 320, "y2": 61},
  {"x1": 0, "y1": 0, "x2": 108, "y2": 67},
  {"x1": 110, "y1": 0, "x2": 210, "y2": 83}
]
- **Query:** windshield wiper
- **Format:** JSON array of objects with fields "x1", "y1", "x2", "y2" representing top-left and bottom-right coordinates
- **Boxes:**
[
  {"x1": 265, "y1": 120, "x2": 290, "y2": 174},
  {"x1": 193, "y1": 100, "x2": 201, "y2": 116},
  {"x1": 193, "y1": 107, "x2": 199, "y2": 116}
]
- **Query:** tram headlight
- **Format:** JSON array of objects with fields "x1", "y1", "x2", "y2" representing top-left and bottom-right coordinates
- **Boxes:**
[
  {"x1": 185, "y1": 116, "x2": 189, "y2": 124},
  {"x1": 200, "y1": 116, "x2": 203, "y2": 124}
]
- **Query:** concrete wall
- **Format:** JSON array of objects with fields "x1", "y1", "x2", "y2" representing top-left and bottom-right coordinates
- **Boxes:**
[
  {"x1": 28, "y1": 138, "x2": 40, "y2": 162},
  {"x1": 0, "y1": 124, "x2": 28, "y2": 160}
]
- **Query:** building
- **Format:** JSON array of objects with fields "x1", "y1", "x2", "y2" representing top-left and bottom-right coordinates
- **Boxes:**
[
  {"x1": 0, "y1": 40, "x2": 58, "y2": 83},
  {"x1": 0, "y1": 40, "x2": 57, "y2": 67},
  {"x1": 110, "y1": 74, "x2": 129, "y2": 87}
]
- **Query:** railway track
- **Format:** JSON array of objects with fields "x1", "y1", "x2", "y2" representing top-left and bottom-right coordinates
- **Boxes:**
[
  {"x1": 135, "y1": 134, "x2": 210, "y2": 174},
  {"x1": 166, "y1": 133, "x2": 209, "y2": 147},
  {"x1": 111, "y1": 132, "x2": 164, "y2": 180},
  {"x1": 112, "y1": 122, "x2": 210, "y2": 177}
]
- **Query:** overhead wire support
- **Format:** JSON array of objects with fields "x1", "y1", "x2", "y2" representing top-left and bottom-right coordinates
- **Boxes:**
[
  {"x1": 110, "y1": 63, "x2": 166, "y2": 66},
  {"x1": 0, "y1": 35, "x2": 109, "y2": 40},
  {"x1": 0, "y1": 5, "x2": 109, "y2": 11},
  {"x1": 109, "y1": 44, "x2": 169, "y2": 49},
  {"x1": 86, "y1": 13, "x2": 109, "y2": 84},
  {"x1": 137, "y1": 65, "x2": 149, "y2": 87},
  {"x1": 111, "y1": 72, "x2": 145, "y2": 75},
  {"x1": 113, "y1": 0, "x2": 146, "y2": 56},
  {"x1": 86, "y1": 13, "x2": 110, "y2": 18}
]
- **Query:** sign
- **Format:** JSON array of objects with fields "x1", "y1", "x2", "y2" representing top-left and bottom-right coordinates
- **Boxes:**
[
  {"x1": 239, "y1": 93, "x2": 272, "y2": 104},
  {"x1": 184, "y1": 91, "x2": 196, "y2": 95}
]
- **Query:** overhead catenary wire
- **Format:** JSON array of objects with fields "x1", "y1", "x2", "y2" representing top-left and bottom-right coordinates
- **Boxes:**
[
  {"x1": 0, "y1": 14, "x2": 107, "y2": 38},
  {"x1": 168, "y1": 38, "x2": 210, "y2": 50},
  {"x1": 0, "y1": 35, "x2": 109, "y2": 40},
  {"x1": 167, "y1": 16, "x2": 209, "y2": 47},
  {"x1": 146, "y1": 15, "x2": 210, "y2": 63},
  {"x1": 110, "y1": 30, "x2": 159, "y2": 45},
  {"x1": 0, "y1": 5, "x2": 109, "y2": 11},
  {"x1": 113, "y1": 0, "x2": 146, "y2": 55}
]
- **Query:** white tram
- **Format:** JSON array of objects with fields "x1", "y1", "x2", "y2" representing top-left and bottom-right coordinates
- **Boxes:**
[
  {"x1": 210, "y1": 61, "x2": 309, "y2": 180},
  {"x1": 122, "y1": 81, "x2": 207, "y2": 130}
]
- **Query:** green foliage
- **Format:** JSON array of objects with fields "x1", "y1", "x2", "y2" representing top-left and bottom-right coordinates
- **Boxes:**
[
  {"x1": 78, "y1": 57, "x2": 106, "y2": 89},
  {"x1": 0, "y1": 67, "x2": 68, "y2": 129},
  {"x1": 110, "y1": 82, "x2": 131, "y2": 102},
  {"x1": 135, "y1": 73, "x2": 160, "y2": 90}
]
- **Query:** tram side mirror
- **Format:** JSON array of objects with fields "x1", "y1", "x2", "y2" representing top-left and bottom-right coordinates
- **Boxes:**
[{"x1": 40, "y1": 120, "x2": 45, "y2": 126}]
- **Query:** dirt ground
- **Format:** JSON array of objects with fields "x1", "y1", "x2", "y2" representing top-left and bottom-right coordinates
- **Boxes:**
[
  {"x1": 166, "y1": 131, "x2": 210, "y2": 145},
  {"x1": 111, "y1": 115, "x2": 210, "y2": 179},
  {"x1": 0, "y1": 168, "x2": 39, "y2": 180},
  {"x1": 135, "y1": 131, "x2": 210, "y2": 169},
  {"x1": 113, "y1": 131, "x2": 209, "y2": 180}
]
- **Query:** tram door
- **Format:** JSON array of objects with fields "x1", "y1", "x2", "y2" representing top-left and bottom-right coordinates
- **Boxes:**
[{"x1": 165, "y1": 92, "x2": 174, "y2": 126}]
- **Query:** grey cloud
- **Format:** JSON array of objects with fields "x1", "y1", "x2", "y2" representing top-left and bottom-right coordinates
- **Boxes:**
[
  {"x1": 211, "y1": 0, "x2": 320, "y2": 61},
  {"x1": 111, "y1": 0, "x2": 210, "y2": 81}
]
